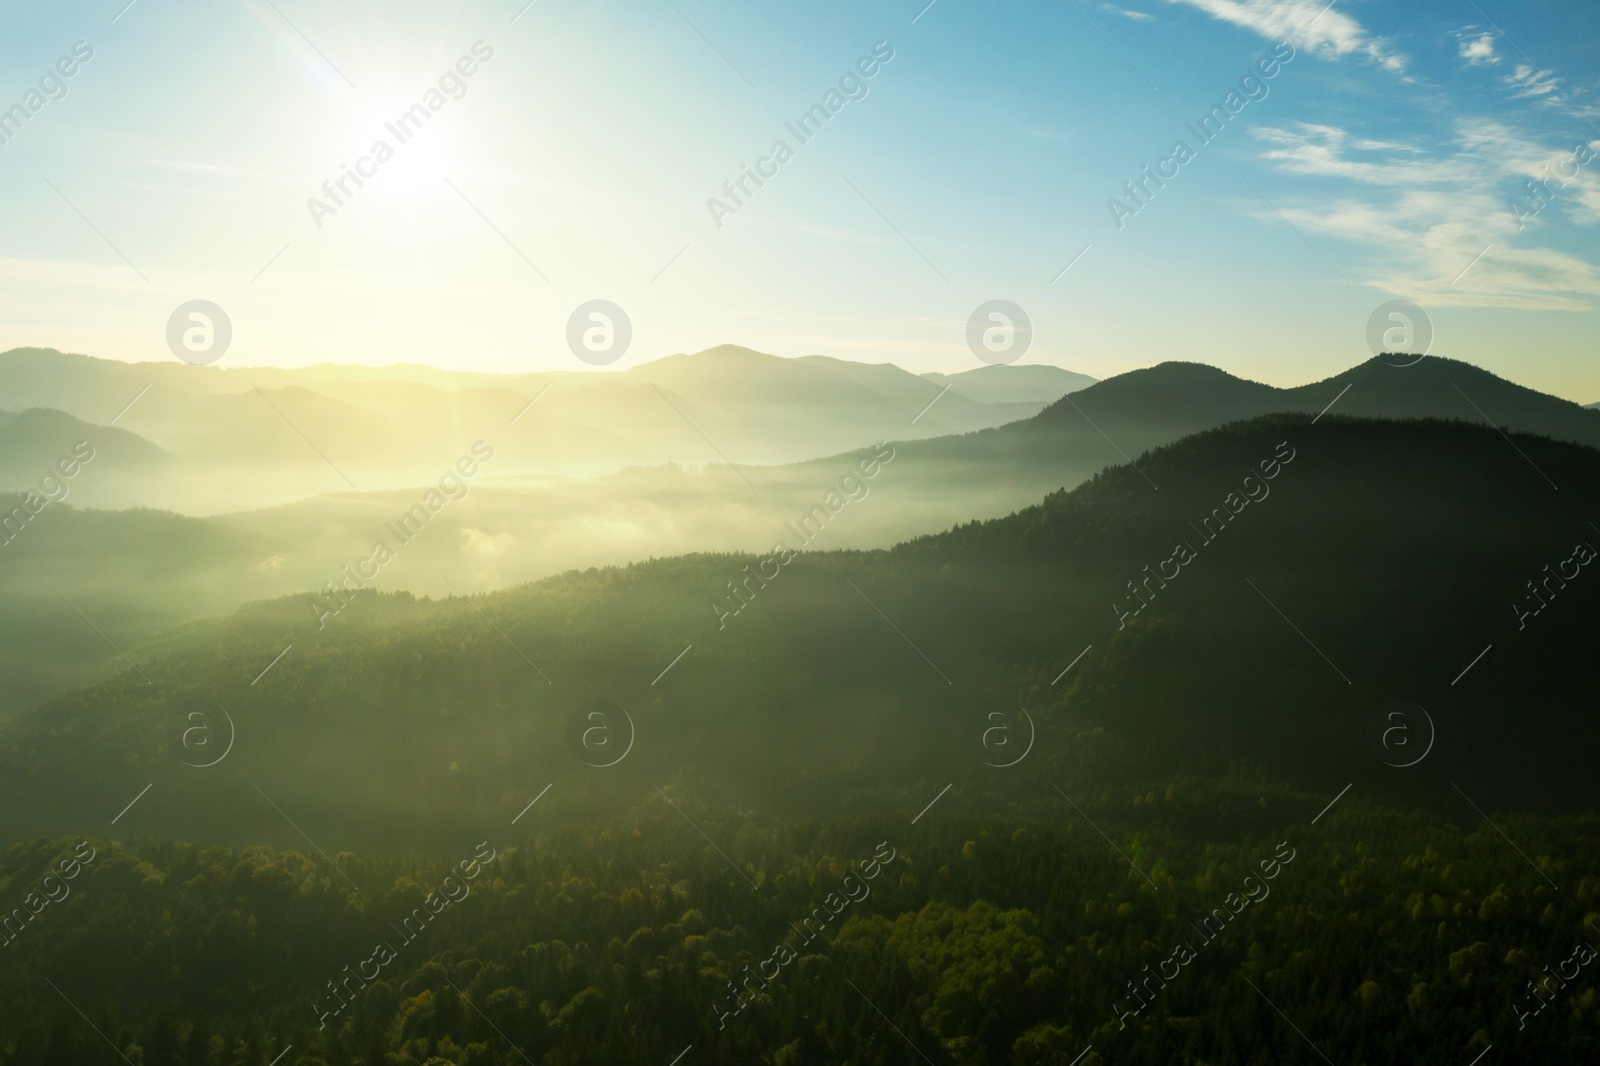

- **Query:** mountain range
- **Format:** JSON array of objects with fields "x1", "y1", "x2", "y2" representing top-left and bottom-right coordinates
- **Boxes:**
[
  {"x1": 1, "y1": 412, "x2": 1593, "y2": 853},
  {"x1": 0, "y1": 346, "x2": 1094, "y2": 513},
  {"x1": 1, "y1": 344, "x2": 1596, "y2": 1066},
  {"x1": 0, "y1": 349, "x2": 1594, "y2": 721}
]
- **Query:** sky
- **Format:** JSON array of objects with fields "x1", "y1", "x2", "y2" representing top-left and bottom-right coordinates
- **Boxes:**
[{"x1": 0, "y1": 0, "x2": 1597, "y2": 399}]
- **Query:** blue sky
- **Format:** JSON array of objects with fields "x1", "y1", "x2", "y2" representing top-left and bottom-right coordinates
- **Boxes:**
[{"x1": 0, "y1": 0, "x2": 1597, "y2": 399}]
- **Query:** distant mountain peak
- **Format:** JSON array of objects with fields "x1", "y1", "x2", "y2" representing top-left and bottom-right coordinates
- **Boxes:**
[{"x1": 682, "y1": 344, "x2": 777, "y2": 362}]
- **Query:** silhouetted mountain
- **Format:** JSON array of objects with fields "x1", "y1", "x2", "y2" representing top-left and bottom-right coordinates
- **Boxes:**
[
  {"x1": 1030, "y1": 356, "x2": 1600, "y2": 449},
  {"x1": 0, "y1": 346, "x2": 1076, "y2": 511},
  {"x1": 3, "y1": 352, "x2": 1597, "y2": 720},
  {"x1": 5, "y1": 346, "x2": 1590, "y2": 522},
  {"x1": 776, "y1": 355, "x2": 1598, "y2": 550},
  {"x1": 1, "y1": 415, "x2": 1593, "y2": 852},
  {"x1": 922, "y1": 363, "x2": 1098, "y2": 404},
  {"x1": 0, "y1": 407, "x2": 169, "y2": 490}
]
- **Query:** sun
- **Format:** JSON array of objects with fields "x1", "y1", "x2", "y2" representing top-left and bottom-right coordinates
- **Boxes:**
[
  {"x1": 297, "y1": 44, "x2": 501, "y2": 227},
  {"x1": 325, "y1": 97, "x2": 461, "y2": 209}
]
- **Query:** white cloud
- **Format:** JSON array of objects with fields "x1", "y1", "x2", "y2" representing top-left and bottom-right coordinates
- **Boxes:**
[
  {"x1": 1165, "y1": 0, "x2": 1406, "y2": 71},
  {"x1": 1504, "y1": 63, "x2": 1562, "y2": 101},
  {"x1": 1255, "y1": 124, "x2": 1452, "y2": 185},
  {"x1": 1249, "y1": 121, "x2": 1600, "y2": 311},
  {"x1": 1350, "y1": 138, "x2": 1421, "y2": 153},
  {"x1": 1453, "y1": 33, "x2": 1595, "y2": 120},
  {"x1": 1102, "y1": 5, "x2": 1154, "y2": 19},
  {"x1": 1458, "y1": 30, "x2": 1498, "y2": 66}
]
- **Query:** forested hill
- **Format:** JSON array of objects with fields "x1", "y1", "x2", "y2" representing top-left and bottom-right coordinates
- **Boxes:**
[
  {"x1": 1027, "y1": 355, "x2": 1600, "y2": 449},
  {"x1": 1, "y1": 414, "x2": 1597, "y2": 854},
  {"x1": 1, "y1": 353, "x2": 1593, "y2": 728}
]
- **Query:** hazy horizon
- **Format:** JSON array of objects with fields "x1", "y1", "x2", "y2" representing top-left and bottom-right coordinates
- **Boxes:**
[{"x1": 14, "y1": 341, "x2": 1600, "y2": 407}]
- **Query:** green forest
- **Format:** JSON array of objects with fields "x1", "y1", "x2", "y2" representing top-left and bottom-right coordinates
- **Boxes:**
[
  {"x1": 2, "y1": 413, "x2": 1598, "y2": 1063},
  {"x1": 4, "y1": 0, "x2": 1597, "y2": 1053},
  {"x1": 1, "y1": 786, "x2": 1593, "y2": 1066}
]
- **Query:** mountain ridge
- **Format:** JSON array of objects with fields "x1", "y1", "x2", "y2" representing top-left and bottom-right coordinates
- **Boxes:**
[
  {"x1": 2, "y1": 414, "x2": 1595, "y2": 852},
  {"x1": 0, "y1": 348, "x2": 1593, "y2": 722},
  {"x1": 0, "y1": 345, "x2": 1085, "y2": 512}
]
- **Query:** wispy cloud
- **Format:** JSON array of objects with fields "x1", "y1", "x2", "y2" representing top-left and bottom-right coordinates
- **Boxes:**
[
  {"x1": 1249, "y1": 120, "x2": 1600, "y2": 311},
  {"x1": 1452, "y1": 26, "x2": 1594, "y2": 123},
  {"x1": 1457, "y1": 121, "x2": 1600, "y2": 225},
  {"x1": 1504, "y1": 63, "x2": 1562, "y2": 102},
  {"x1": 1102, "y1": 5, "x2": 1154, "y2": 20},
  {"x1": 1165, "y1": 0, "x2": 1406, "y2": 71},
  {"x1": 1255, "y1": 124, "x2": 1451, "y2": 185}
]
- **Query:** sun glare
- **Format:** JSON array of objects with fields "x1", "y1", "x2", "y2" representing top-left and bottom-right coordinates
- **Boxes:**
[
  {"x1": 307, "y1": 95, "x2": 462, "y2": 215},
  {"x1": 310, "y1": 41, "x2": 498, "y2": 222}
]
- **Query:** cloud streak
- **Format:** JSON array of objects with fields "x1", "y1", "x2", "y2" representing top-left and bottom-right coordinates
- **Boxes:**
[{"x1": 1166, "y1": 0, "x2": 1406, "y2": 71}]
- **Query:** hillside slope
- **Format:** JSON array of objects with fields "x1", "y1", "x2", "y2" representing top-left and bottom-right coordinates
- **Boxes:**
[
  {"x1": 1, "y1": 353, "x2": 1592, "y2": 723},
  {"x1": 1, "y1": 415, "x2": 1593, "y2": 852}
]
